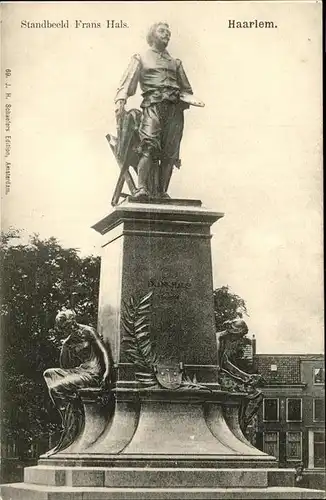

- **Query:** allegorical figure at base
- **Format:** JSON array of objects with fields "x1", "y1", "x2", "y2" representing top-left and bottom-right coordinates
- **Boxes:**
[
  {"x1": 109, "y1": 21, "x2": 204, "y2": 205},
  {"x1": 216, "y1": 314, "x2": 264, "y2": 432},
  {"x1": 43, "y1": 308, "x2": 111, "y2": 456}
]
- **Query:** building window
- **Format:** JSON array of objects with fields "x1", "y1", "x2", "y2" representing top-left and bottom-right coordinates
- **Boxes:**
[
  {"x1": 313, "y1": 432, "x2": 325, "y2": 468},
  {"x1": 286, "y1": 398, "x2": 302, "y2": 422},
  {"x1": 313, "y1": 368, "x2": 325, "y2": 385},
  {"x1": 263, "y1": 398, "x2": 279, "y2": 422},
  {"x1": 270, "y1": 364, "x2": 277, "y2": 371},
  {"x1": 313, "y1": 399, "x2": 325, "y2": 422},
  {"x1": 286, "y1": 432, "x2": 302, "y2": 461},
  {"x1": 263, "y1": 432, "x2": 279, "y2": 458}
]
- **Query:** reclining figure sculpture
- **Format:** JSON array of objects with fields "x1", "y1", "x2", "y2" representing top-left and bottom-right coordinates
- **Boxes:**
[
  {"x1": 43, "y1": 308, "x2": 111, "y2": 456},
  {"x1": 216, "y1": 315, "x2": 264, "y2": 432}
]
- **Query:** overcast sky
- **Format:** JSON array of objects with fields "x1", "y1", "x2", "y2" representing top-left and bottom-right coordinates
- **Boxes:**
[{"x1": 1, "y1": 1, "x2": 323, "y2": 354}]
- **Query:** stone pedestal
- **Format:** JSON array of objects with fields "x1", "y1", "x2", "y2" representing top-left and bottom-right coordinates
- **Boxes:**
[
  {"x1": 2, "y1": 200, "x2": 324, "y2": 499},
  {"x1": 94, "y1": 199, "x2": 223, "y2": 387}
]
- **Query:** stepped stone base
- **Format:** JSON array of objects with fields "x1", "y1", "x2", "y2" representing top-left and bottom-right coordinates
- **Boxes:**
[
  {"x1": 1, "y1": 483, "x2": 325, "y2": 499},
  {"x1": 2, "y1": 465, "x2": 325, "y2": 500},
  {"x1": 23, "y1": 466, "x2": 283, "y2": 488}
]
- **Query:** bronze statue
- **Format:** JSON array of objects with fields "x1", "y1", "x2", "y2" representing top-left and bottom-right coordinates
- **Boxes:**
[
  {"x1": 216, "y1": 314, "x2": 250, "y2": 378},
  {"x1": 109, "y1": 22, "x2": 204, "y2": 205},
  {"x1": 43, "y1": 309, "x2": 111, "y2": 456},
  {"x1": 216, "y1": 315, "x2": 264, "y2": 432}
]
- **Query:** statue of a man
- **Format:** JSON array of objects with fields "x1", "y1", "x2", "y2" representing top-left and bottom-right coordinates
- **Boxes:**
[{"x1": 114, "y1": 22, "x2": 197, "y2": 200}]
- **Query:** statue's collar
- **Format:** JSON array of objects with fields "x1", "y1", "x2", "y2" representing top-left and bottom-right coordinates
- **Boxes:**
[{"x1": 150, "y1": 47, "x2": 171, "y2": 60}]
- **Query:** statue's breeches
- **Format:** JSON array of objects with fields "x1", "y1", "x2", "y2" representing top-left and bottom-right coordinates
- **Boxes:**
[{"x1": 138, "y1": 101, "x2": 184, "y2": 167}]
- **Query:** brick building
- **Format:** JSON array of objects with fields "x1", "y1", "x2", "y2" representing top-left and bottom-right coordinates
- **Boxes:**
[{"x1": 253, "y1": 353, "x2": 325, "y2": 472}]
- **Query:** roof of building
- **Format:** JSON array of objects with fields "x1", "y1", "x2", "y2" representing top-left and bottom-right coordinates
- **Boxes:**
[
  {"x1": 256, "y1": 354, "x2": 324, "y2": 359},
  {"x1": 255, "y1": 354, "x2": 324, "y2": 385}
]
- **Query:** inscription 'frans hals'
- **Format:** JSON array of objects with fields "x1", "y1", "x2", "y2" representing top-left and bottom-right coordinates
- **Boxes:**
[
  {"x1": 148, "y1": 279, "x2": 192, "y2": 300},
  {"x1": 148, "y1": 279, "x2": 191, "y2": 290}
]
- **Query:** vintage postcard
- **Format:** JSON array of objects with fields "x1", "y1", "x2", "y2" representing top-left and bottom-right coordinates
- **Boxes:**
[{"x1": 0, "y1": 0, "x2": 324, "y2": 496}]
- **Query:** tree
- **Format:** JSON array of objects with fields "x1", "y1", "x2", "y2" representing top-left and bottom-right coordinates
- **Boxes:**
[
  {"x1": 0, "y1": 229, "x2": 100, "y2": 456},
  {"x1": 0, "y1": 229, "x2": 255, "y2": 456},
  {"x1": 213, "y1": 285, "x2": 253, "y2": 372}
]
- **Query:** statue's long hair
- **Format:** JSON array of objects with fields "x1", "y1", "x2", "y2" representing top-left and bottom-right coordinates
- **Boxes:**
[{"x1": 146, "y1": 22, "x2": 170, "y2": 46}]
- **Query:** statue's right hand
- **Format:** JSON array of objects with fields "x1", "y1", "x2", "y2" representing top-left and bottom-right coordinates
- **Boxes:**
[{"x1": 115, "y1": 99, "x2": 126, "y2": 123}]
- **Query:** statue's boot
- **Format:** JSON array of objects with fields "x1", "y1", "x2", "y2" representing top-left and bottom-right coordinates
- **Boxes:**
[
  {"x1": 159, "y1": 192, "x2": 171, "y2": 200},
  {"x1": 135, "y1": 155, "x2": 151, "y2": 197},
  {"x1": 133, "y1": 187, "x2": 149, "y2": 199},
  {"x1": 159, "y1": 162, "x2": 173, "y2": 198}
]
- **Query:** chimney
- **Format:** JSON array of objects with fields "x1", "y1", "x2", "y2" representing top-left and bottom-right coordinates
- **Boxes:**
[{"x1": 252, "y1": 334, "x2": 257, "y2": 371}]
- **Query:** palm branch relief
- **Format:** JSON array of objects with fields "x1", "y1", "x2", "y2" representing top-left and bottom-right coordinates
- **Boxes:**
[
  {"x1": 122, "y1": 291, "x2": 158, "y2": 386},
  {"x1": 122, "y1": 291, "x2": 209, "y2": 391}
]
